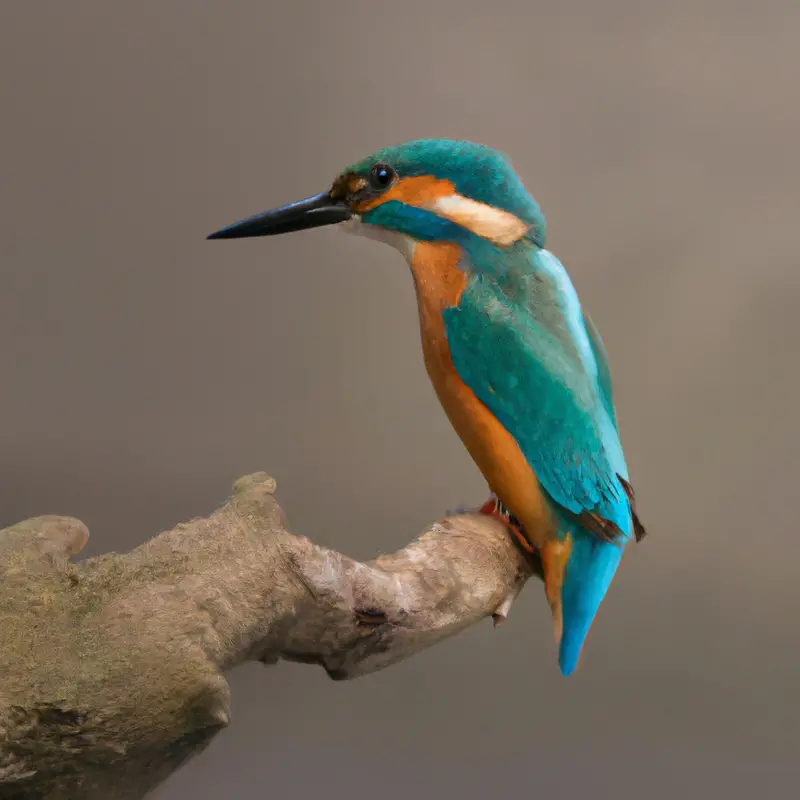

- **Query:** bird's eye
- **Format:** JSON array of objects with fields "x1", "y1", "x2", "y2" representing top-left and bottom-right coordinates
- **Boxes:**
[{"x1": 370, "y1": 163, "x2": 396, "y2": 190}]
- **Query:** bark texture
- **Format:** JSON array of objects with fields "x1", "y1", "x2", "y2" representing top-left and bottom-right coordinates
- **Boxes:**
[{"x1": 0, "y1": 472, "x2": 540, "y2": 799}]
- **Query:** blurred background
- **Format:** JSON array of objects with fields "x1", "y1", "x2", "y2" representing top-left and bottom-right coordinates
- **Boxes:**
[{"x1": 1, "y1": 2, "x2": 798, "y2": 798}]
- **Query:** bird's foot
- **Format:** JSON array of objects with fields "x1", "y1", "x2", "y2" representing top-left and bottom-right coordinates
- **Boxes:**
[{"x1": 478, "y1": 495, "x2": 536, "y2": 554}]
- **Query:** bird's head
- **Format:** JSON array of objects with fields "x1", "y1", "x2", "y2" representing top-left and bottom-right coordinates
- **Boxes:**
[{"x1": 208, "y1": 139, "x2": 546, "y2": 257}]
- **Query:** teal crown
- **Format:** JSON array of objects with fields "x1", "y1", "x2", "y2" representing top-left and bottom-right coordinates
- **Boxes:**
[{"x1": 347, "y1": 139, "x2": 547, "y2": 247}]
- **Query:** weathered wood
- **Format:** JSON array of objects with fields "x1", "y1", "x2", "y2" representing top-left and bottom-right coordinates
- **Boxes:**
[{"x1": 0, "y1": 472, "x2": 539, "y2": 799}]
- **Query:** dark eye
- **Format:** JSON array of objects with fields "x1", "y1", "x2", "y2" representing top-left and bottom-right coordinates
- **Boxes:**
[{"x1": 370, "y1": 163, "x2": 396, "y2": 190}]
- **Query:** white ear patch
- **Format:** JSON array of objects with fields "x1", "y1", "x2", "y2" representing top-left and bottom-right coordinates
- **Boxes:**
[{"x1": 421, "y1": 194, "x2": 529, "y2": 247}]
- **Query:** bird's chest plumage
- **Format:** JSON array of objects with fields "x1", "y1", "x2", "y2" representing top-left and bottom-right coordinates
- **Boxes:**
[{"x1": 408, "y1": 242, "x2": 554, "y2": 544}]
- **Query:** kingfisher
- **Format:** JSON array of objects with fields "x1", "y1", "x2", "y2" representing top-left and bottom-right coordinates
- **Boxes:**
[{"x1": 207, "y1": 139, "x2": 647, "y2": 676}]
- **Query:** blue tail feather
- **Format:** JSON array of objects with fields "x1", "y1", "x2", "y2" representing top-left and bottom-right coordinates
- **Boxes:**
[{"x1": 557, "y1": 529, "x2": 628, "y2": 676}]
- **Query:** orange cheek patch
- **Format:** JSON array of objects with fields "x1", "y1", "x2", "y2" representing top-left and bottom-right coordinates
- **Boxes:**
[
  {"x1": 353, "y1": 174, "x2": 529, "y2": 247},
  {"x1": 354, "y1": 175, "x2": 457, "y2": 213},
  {"x1": 347, "y1": 176, "x2": 368, "y2": 195}
]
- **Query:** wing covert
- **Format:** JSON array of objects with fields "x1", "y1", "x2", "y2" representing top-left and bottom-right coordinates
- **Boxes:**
[{"x1": 442, "y1": 251, "x2": 631, "y2": 536}]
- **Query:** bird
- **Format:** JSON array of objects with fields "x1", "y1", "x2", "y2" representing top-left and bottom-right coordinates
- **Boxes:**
[{"x1": 207, "y1": 139, "x2": 647, "y2": 676}]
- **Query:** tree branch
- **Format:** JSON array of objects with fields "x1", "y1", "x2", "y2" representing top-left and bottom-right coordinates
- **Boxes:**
[{"x1": 0, "y1": 472, "x2": 540, "y2": 799}]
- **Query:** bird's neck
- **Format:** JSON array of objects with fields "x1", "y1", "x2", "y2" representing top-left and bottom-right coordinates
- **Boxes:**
[
  {"x1": 408, "y1": 241, "x2": 467, "y2": 313},
  {"x1": 403, "y1": 241, "x2": 469, "y2": 387}
]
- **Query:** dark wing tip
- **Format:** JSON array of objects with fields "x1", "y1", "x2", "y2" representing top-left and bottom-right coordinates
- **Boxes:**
[
  {"x1": 617, "y1": 474, "x2": 648, "y2": 542},
  {"x1": 576, "y1": 510, "x2": 625, "y2": 543}
]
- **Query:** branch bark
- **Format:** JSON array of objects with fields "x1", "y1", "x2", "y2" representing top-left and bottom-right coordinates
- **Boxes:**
[{"x1": 0, "y1": 472, "x2": 541, "y2": 799}]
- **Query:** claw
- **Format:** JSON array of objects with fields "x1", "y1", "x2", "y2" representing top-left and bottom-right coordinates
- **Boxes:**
[{"x1": 478, "y1": 495, "x2": 536, "y2": 554}]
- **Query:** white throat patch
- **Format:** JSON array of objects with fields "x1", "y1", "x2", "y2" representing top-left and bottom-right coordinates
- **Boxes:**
[{"x1": 339, "y1": 216, "x2": 418, "y2": 265}]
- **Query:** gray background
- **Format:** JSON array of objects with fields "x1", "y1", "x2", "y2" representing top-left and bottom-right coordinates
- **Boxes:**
[{"x1": 1, "y1": 2, "x2": 798, "y2": 798}]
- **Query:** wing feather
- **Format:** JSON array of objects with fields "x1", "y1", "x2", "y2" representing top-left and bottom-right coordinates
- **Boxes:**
[{"x1": 442, "y1": 249, "x2": 632, "y2": 537}]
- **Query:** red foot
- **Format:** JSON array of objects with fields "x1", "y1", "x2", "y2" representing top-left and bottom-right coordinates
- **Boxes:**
[{"x1": 478, "y1": 497, "x2": 536, "y2": 554}]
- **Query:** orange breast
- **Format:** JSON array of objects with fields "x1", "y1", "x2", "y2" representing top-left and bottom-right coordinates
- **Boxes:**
[{"x1": 409, "y1": 242, "x2": 555, "y2": 548}]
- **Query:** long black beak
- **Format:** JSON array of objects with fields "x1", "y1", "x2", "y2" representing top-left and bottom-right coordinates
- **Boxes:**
[{"x1": 207, "y1": 192, "x2": 352, "y2": 240}]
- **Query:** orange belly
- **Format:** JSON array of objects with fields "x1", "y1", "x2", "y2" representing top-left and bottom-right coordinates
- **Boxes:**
[{"x1": 409, "y1": 242, "x2": 555, "y2": 548}]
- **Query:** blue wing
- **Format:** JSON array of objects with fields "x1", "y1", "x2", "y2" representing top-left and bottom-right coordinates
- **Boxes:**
[
  {"x1": 443, "y1": 248, "x2": 633, "y2": 537},
  {"x1": 582, "y1": 310, "x2": 617, "y2": 428}
]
